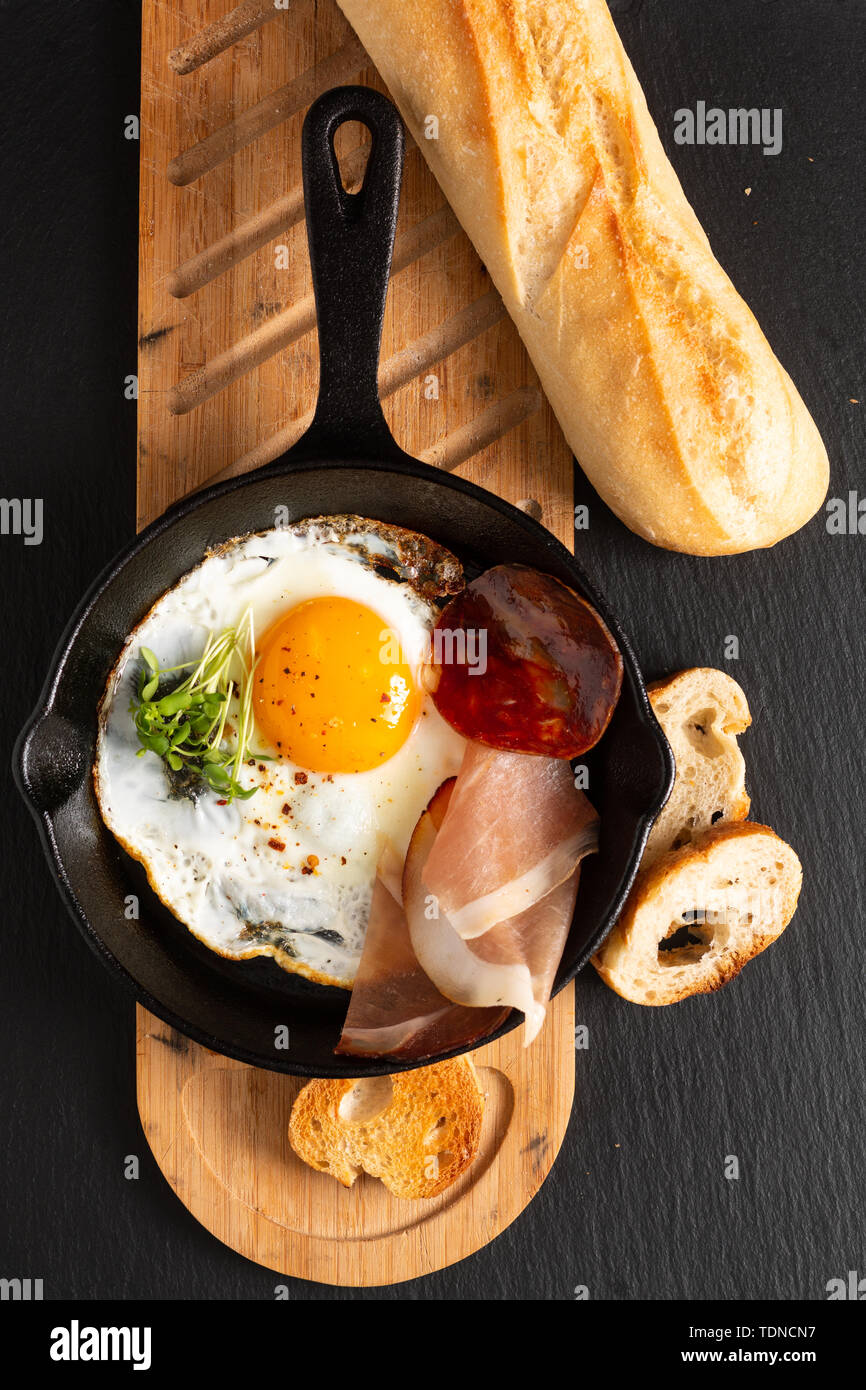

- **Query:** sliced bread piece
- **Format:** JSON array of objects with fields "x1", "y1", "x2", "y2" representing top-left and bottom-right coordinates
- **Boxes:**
[
  {"x1": 288, "y1": 1056, "x2": 484, "y2": 1199},
  {"x1": 644, "y1": 667, "x2": 751, "y2": 870},
  {"x1": 593, "y1": 823, "x2": 802, "y2": 1005}
]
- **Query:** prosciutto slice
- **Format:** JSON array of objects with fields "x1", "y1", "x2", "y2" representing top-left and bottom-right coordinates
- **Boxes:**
[
  {"x1": 336, "y1": 848, "x2": 510, "y2": 1060},
  {"x1": 406, "y1": 769, "x2": 599, "y2": 1045},
  {"x1": 421, "y1": 742, "x2": 599, "y2": 938}
]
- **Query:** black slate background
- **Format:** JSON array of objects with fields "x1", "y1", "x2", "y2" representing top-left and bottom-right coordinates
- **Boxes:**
[{"x1": 1, "y1": 0, "x2": 863, "y2": 1301}]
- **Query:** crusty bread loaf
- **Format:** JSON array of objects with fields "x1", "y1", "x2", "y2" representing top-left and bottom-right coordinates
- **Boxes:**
[
  {"x1": 644, "y1": 668, "x2": 751, "y2": 869},
  {"x1": 338, "y1": 0, "x2": 829, "y2": 554},
  {"x1": 288, "y1": 1057, "x2": 484, "y2": 1198},
  {"x1": 593, "y1": 823, "x2": 802, "y2": 1005}
]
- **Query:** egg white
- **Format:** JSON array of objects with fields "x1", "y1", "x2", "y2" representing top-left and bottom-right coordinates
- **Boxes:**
[{"x1": 94, "y1": 523, "x2": 466, "y2": 986}]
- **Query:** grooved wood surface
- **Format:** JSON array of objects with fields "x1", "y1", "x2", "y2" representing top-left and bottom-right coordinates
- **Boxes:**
[
  {"x1": 136, "y1": 0, "x2": 572, "y2": 530},
  {"x1": 136, "y1": 993, "x2": 574, "y2": 1286},
  {"x1": 135, "y1": 0, "x2": 575, "y2": 1286}
]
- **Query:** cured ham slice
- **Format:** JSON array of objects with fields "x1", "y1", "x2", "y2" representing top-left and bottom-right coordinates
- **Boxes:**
[
  {"x1": 406, "y1": 774, "x2": 598, "y2": 1045},
  {"x1": 421, "y1": 742, "x2": 599, "y2": 938},
  {"x1": 336, "y1": 848, "x2": 510, "y2": 1060}
]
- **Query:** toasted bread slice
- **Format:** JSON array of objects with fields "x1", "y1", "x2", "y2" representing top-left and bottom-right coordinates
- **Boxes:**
[
  {"x1": 593, "y1": 823, "x2": 802, "y2": 1005},
  {"x1": 288, "y1": 1057, "x2": 484, "y2": 1199},
  {"x1": 644, "y1": 668, "x2": 751, "y2": 870}
]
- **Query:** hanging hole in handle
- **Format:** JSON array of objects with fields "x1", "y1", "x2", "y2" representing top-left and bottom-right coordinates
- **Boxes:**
[
  {"x1": 334, "y1": 121, "x2": 372, "y2": 193},
  {"x1": 303, "y1": 85, "x2": 405, "y2": 248}
]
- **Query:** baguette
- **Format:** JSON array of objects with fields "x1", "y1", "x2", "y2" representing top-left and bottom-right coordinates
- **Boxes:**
[
  {"x1": 592, "y1": 823, "x2": 802, "y2": 1005},
  {"x1": 338, "y1": 0, "x2": 829, "y2": 554},
  {"x1": 644, "y1": 668, "x2": 751, "y2": 870},
  {"x1": 288, "y1": 1057, "x2": 484, "y2": 1197}
]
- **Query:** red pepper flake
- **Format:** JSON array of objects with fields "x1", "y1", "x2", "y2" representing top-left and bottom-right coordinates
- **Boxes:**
[
  {"x1": 380, "y1": 692, "x2": 390, "y2": 703},
  {"x1": 340, "y1": 856, "x2": 347, "y2": 866},
  {"x1": 294, "y1": 771, "x2": 308, "y2": 785},
  {"x1": 281, "y1": 803, "x2": 291, "y2": 816},
  {"x1": 216, "y1": 799, "x2": 228, "y2": 806},
  {"x1": 268, "y1": 837, "x2": 286, "y2": 852}
]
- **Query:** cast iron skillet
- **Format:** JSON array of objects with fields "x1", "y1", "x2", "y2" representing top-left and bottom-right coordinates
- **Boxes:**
[{"x1": 15, "y1": 87, "x2": 674, "y2": 1077}]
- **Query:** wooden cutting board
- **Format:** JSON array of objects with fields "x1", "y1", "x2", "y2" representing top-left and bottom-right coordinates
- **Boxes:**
[{"x1": 136, "y1": 0, "x2": 576, "y2": 1286}]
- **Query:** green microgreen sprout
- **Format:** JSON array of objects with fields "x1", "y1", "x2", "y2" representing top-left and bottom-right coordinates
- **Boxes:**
[{"x1": 132, "y1": 610, "x2": 267, "y2": 803}]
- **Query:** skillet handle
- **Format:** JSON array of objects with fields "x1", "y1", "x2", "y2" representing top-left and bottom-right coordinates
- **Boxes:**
[{"x1": 301, "y1": 86, "x2": 405, "y2": 459}]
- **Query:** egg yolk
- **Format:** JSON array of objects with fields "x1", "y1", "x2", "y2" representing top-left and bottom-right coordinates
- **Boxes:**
[{"x1": 253, "y1": 597, "x2": 421, "y2": 773}]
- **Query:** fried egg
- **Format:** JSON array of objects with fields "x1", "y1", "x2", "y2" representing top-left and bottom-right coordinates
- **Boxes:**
[{"x1": 94, "y1": 517, "x2": 467, "y2": 987}]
